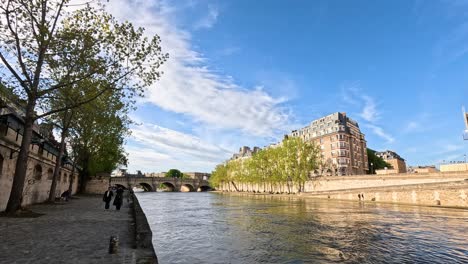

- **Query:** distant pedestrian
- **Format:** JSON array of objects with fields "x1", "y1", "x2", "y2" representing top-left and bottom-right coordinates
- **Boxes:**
[
  {"x1": 113, "y1": 187, "x2": 124, "y2": 210},
  {"x1": 103, "y1": 187, "x2": 114, "y2": 210},
  {"x1": 61, "y1": 190, "x2": 70, "y2": 202},
  {"x1": 361, "y1": 193, "x2": 365, "y2": 200},
  {"x1": 358, "y1": 194, "x2": 361, "y2": 200}
]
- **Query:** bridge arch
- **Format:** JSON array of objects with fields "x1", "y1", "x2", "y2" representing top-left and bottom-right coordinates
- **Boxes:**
[
  {"x1": 159, "y1": 182, "x2": 176, "y2": 192},
  {"x1": 180, "y1": 184, "x2": 194, "y2": 192},
  {"x1": 138, "y1": 182, "x2": 154, "y2": 192},
  {"x1": 197, "y1": 185, "x2": 212, "y2": 192},
  {"x1": 114, "y1": 183, "x2": 127, "y2": 190}
]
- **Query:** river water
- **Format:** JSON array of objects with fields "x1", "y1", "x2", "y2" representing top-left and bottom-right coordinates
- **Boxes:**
[{"x1": 136, "y1": 192, "x2": 468, "y2": 264}]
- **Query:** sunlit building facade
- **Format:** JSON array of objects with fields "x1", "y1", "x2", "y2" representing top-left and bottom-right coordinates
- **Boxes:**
[{"x1": 291, "y1": 112, "x2": 368, "y2": 175}]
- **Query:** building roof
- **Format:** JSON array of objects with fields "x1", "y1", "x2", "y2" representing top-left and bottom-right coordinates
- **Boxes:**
[{"x1": 375, "y1": 150, "x2": 405, "y2": 161}]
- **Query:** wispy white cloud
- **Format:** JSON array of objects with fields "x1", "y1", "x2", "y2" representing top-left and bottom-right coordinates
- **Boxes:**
[
  {"x1": 217, "y1": 46, "x2": 241, "y2": 56},
  {"x1": 403, "y1": 121, "x2": 422, "y2": 133},
  {"x1": 194, "y1": 5, "x2": 219, "y2": 30},
  {"x1": 127, "y1": 123, "x2": 234, "y2": 171},
  {"x1": 365, "y1": 124, "x2": 395, "y2": 143},
  {"x1": 341, "y1": 83, "x2": 393, "y2": 143},
  {"x1": 360, "y1": 95, "x2": 380, "y2": 122},
  {"x1": 105, "y1": 0, "x2": 292, "y2": 137},
  {"x1": 434, "y1": 143, "x2": 464, "y2": 155}
]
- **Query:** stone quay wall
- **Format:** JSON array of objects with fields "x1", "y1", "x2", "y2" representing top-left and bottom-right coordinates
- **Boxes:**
[
  {"x1": 0, "y1": 125, "x2": 79, "y2": 211},
  {"x1": 132, "y1": 194, "x2": 158, "y2": 263},
  {"x1": 218, "y1": 172, "x2": 468, "y2": 208},
  {"x1": 218, "y1": 171, "x2": 468, "y2": 193},
  {"x1": 86, "y1": 175, "x2": 111, "y2": 194},
  {"x1": 304, "y1": 180, "x2": 468, "y2": 208}
]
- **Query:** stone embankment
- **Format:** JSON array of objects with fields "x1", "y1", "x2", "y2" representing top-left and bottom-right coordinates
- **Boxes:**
[
  {"x1": 218, "y1": 172, "x2": 468, "y2": 209},
  {"x1": 303, "y1": 180, "x2": 468, "y2": 208},
  {"x1": 0, "y1": 193, "x2": 158, "y2": 264}
]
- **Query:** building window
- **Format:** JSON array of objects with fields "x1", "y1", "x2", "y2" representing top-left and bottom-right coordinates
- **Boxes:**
[
  {"x1": 34, "y1": 165, "x2": 42, "y2": 180},
  {"x1": 47, "y1": 168, "x2": 53, "y2": 180}
]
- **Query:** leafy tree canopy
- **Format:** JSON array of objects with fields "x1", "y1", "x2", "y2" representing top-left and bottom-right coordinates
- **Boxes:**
[
  {"x1": 367, "y1": 148, "x2": 392, "y2": 173},
  {"x1": 210, "y1": 137, "x2": 321, "y2": 193},
  {"x1": 166, "y1": 169, "x2": 183, "y2": 178}
]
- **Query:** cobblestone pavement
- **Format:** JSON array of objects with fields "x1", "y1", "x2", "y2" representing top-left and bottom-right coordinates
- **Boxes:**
[{"x1": 0, "y1": 194, "x2": 137, "y2": 264}]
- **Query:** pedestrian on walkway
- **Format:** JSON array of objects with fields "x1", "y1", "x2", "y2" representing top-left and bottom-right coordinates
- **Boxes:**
[
  {"x1": 61, "y1": 190, "x2": 70, "y2": 202},
  {"x1": 103, "y1": 187, "x2": 114, "y2": 209},
  {"x1": 113, "y1": 187, "x2": 124, "y2": 210}
]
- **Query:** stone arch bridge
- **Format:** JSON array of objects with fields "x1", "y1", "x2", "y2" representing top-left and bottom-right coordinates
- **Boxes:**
[{"x1": 110, "y1": 176, "x2": 211, "y2": 192}]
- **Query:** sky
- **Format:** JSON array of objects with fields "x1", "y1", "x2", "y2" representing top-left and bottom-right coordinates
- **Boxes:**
[{"x1": 102, "y1": 0, "x2": 468, "y2": 173}]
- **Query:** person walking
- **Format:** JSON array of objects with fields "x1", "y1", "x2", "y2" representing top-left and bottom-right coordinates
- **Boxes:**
[
  {"x1": 113, "y1": 187, "x2": 124, "y2": 211},
  {"x1": 103, "y1": 187, "x2": 114, "y2": 209}
]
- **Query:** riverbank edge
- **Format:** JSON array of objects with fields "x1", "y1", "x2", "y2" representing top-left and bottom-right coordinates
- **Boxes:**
[
  {"x1": 211, "y1": 187, "x2": 468, "y2": 210},
  {"x1": 131, "y1": 193, "x2": 159, "y2": 264}
]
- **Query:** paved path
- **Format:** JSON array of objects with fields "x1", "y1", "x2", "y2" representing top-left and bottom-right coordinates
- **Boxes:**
[{"x1": 0, "y1": 194, "x2": 137, "y2": 264}]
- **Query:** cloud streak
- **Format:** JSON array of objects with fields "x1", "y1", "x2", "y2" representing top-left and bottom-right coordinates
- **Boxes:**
[
  {"x1": 127, "y1": 123, "x2": 233, "y2": 171},
  {"x1": 341, "y1": 83, "x2": 394, "y2": 143},
  {"x1": 105, "y1": 0, "x2": 292, "y2": 137},
  {"x1": 194, "y1": 5, "x2": 219, "y2": 30}
]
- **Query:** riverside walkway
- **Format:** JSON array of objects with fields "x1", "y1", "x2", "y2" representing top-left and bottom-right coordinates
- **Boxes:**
[{"x1": 0, "y1": 195, "x2": 140, "y2": 264}]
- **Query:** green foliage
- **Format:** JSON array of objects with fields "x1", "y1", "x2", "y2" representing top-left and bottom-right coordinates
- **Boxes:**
[
  {"x1": 166, "y1": 169, "x2": 183, "y2": 178},
  {"x1": 367, "y1": 148, "x2": 392, "y2": 174},
  {"x1": 210, "y1": 137, "x2": 321, "y2": 192},
  {"x1": 1, "y1": 0, "x2": 168, "y2": 209}
]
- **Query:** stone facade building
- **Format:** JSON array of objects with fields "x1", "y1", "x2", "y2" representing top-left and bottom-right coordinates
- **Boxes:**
[
  {"x1": 0, "y1": 97, "x2": 79, "y2": 211},
  {"x1": 440, "y1": 163, "x2": 468, "y2": 172},
  {"x1": 291, "y1": 112, "x2": 368, "y2": 175},
  {"x1": 230, "y1": 146, "x2": 261, "y2": 160},
  {"x1": 375, "y1": 150, "x2": 407, "y2": 173},
  {"x1": 182, "y1": 172, "x2": 211, "y2": 181}
]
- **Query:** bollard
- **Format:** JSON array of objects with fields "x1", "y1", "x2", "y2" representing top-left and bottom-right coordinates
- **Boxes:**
[{"x1": 109, "y1": 236, "x2": 119, "y2": 254}]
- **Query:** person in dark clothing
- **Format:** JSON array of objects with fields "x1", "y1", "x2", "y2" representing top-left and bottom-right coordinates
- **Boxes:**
[
  {"x1": 61, "y1": 190, "x2": 70, "y2": 202},
  {"x1": 103, "y1": 187, "x2": 114, "y2": 209},
  {"x1": 113, "y1": 187, "x2": 124, "y2": 210}
]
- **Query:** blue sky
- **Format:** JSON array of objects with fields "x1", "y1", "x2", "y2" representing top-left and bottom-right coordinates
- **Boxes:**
[{"x1": 105, "y1": 0, "x2": 468, "y2": 173}]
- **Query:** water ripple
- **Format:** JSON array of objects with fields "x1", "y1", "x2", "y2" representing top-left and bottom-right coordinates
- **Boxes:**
[{"x1": 137, "y1": 193, "x2": 468, "y2": 264}]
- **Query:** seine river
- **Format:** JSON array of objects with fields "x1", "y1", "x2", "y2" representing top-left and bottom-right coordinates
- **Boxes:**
[{"x1": 136, "y1": 192, "x2": 468, "y2": 264}]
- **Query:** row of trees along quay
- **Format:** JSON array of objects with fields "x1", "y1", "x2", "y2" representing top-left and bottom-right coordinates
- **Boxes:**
[
  {"x1": 0, "y1": 0, "x2": 168, "y2": 214},
  {"x1": 210, "y1": 138, "x2": 393, "y2": 193},
  {"x1": 210, "y1": 137, "x2": 322, "y2": 194}
]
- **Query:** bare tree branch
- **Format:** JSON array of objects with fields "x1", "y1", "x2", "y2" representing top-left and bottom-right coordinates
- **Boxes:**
[
  {"x1": 5, "y1": 0, "x2": 33, "y2": 89},
  {"x1": 0, "y1": 52, "x2": 30, "y2": 92}
]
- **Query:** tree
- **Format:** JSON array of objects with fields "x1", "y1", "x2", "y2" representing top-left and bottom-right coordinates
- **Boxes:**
[
  {"x1": 209, "y1": 137, "x2": 321, "y2": 193},
  {"x1": 367, "y1": 148, "x2": 392, "y2": 174},
  {"x1": 210, "y1": 163, "x2": 227, "y2": 188},
  {"x1": 166, "y1": 169, "x2": 183, "y2": 178},
  {"x1": 0, "y1": 1, "x2": 167, "y2": 213},
  {"x1": 71, "y1": 88, "x2": 131, "y2": 193}
]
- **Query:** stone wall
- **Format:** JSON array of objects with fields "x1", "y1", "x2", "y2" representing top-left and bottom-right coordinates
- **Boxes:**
[
  {"x1": 305, "y1": 181, "x2": 468, "y2": 208},
  {"x1": 85, "y1": 176, "x2": 110, "y2": 194},
  {"x1": 218, "y1": 171, "x2": 468, "y2": 194},
  {"x1": 440, "y1": 163, "x2": 468, "y2": 172},
  {"x1": 0, "y1": 126, "x2": 79, "y2": 211},
  {"x1": 132, "y1": 194, "x2": 158, "y2": 263}
]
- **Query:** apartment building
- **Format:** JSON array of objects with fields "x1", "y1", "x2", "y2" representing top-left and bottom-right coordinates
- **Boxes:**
[
  {"x1": 375, "y1": 150, "x2": 407, "y2": 173},
  {"x1": 291, "y1": 112, "x2": 368, "y2": 175}
]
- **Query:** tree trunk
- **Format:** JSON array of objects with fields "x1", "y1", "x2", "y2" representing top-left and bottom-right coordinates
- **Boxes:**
[
  {"x1": 5, "y1": 102, "x2": 35, "y2": 213},
  {"x1": 67, "y1": 158, "x2": 77, "y2": 195},
  {"x1": 48, "y1": 127, "x2": 67, "y2": 202},
  {"x1": 78, "y1": 154, "x2": 90, "y2": 194}
]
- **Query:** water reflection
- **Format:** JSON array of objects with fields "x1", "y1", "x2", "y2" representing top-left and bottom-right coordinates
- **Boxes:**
[{"x1": 136, "y1": 192, "x2": 468, "y2": 264}]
